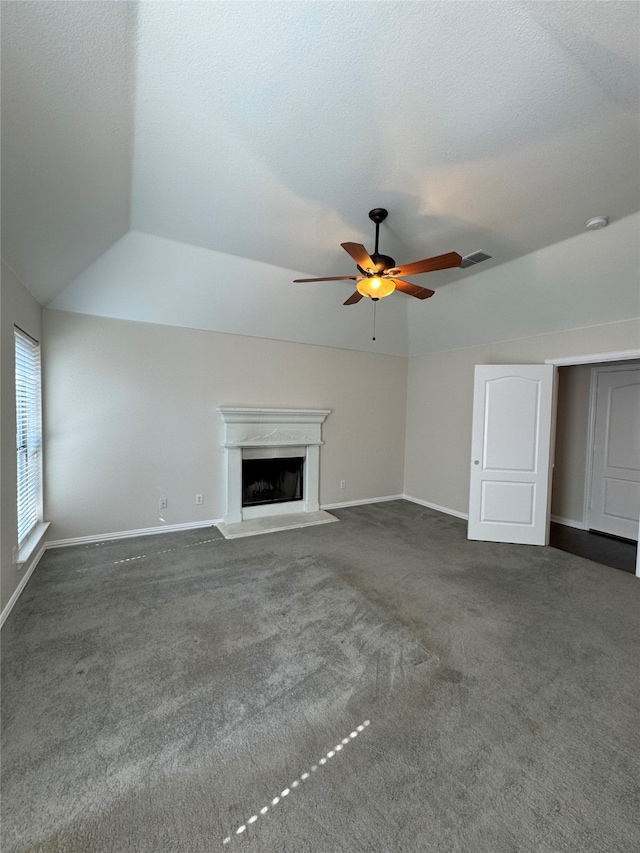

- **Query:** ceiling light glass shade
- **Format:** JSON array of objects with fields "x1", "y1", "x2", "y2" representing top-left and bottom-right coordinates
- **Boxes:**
[{"x1": 356, "y1": 276, "x2": 396, "y2": 299}]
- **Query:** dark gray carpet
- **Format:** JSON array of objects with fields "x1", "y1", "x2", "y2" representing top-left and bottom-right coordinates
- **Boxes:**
[{"x1": 1, "y1": 501, "x2": 639, "y2": 852}]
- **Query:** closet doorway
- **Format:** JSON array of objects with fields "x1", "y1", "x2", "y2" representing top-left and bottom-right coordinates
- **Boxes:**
[{"x1": 549, "y1": 351, "x2": 640, "y2": 576}]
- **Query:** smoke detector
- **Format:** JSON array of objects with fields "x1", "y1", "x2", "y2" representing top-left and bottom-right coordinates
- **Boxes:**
[{"x1": 585, "y1": 216, "x2": 609, "y2": 230}]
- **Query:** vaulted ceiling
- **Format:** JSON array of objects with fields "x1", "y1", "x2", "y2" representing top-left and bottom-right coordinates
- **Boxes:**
[{"x1": 2, "y1": 1, "x2": 639, "y2": 355}]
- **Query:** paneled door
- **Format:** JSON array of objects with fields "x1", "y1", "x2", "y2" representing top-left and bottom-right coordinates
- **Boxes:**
[
  {"x1": 588, "y1": 366, "x2": 640, "y2": 541},
  {"x1": 468, "y1": 365, "x2": 556, "y2": 545}
]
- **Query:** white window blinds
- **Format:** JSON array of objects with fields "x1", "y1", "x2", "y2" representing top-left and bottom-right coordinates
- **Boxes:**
[{"x1": 15, "y1": 328, "x2": 42, "y2": 545}]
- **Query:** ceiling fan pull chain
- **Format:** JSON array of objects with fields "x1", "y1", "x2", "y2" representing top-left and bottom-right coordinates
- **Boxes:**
[{"x1": 372, "y1": 299, "x2": 377, "y2": 341}]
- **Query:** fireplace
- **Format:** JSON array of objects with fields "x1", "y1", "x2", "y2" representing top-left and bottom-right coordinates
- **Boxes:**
[
  {"x1": 217, "y1": 408, "x2": 331, "y2": 525},
  {"x1": 242, "y1": 455, "x2": 304, "y2": 507}
]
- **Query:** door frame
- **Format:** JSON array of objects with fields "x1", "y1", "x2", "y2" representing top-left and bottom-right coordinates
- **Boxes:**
[
  {"x1": 546, "y1": 349, "x2": 640, "y2": 368},
  {"x1": 546, "y1": 348, "x2": 640, "y2": 577}
]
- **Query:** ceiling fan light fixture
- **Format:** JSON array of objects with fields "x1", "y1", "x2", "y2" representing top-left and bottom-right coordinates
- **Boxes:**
[{"x1": 356, "y1": 276, "x2": 395, "y2": 299}]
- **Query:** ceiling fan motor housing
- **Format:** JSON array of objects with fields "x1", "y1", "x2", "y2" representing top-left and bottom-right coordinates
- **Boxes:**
[{"x1": 357, "y1": 253, "x2": 396, "y2": 276}]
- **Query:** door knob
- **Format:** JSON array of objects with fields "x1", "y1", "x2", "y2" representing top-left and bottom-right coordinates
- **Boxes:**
[{"x1": 474, "y1": 460, "x2": 480, "y2": 465}]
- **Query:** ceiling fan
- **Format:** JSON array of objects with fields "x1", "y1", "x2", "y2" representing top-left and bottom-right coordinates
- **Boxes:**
[{"x1": 294, "y1": 208, "x2": 462, "y2": 305}]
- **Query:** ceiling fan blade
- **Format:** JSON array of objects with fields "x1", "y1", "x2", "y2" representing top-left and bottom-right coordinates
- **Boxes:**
[
  {"x1": 392, "y1": 279, "x2": 435, "y2": 300},
  {"x1": 387, "y1": 252, "x2": 462, "y2": 277},
  {"x1": 293, "y1": 275, "x2": 358, "y2": 282},
  {"x1": 341, "y1": 242, "x2": 378, "y2": 274},
  {"x1": 343, "y1": 291, "x2": 364, "y2": 305}
]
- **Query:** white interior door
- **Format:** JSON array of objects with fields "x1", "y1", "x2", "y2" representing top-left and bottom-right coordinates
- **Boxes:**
[
  {"x1": 468, "y1": 364, "x2": 556, "y2": 545},
  {"x1": 588, "y1": 366, "x2": 640, "y2": 541}
]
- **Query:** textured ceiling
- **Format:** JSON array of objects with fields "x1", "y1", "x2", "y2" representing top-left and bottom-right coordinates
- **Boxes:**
[
  {"x1": 2, "y1": 1, "x2": 639, "y2": 349},
  {"x1": 1, "y1": 1, "x2": 136, "y2": 303},
  {"x1": 130, "y1": 0, "x2": 640, "y2": 281}
]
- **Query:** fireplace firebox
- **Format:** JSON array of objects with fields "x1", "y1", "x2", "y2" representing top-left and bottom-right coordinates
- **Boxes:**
[{"x1": 242, "y1": 457, "x2": 304, "y2": 507}]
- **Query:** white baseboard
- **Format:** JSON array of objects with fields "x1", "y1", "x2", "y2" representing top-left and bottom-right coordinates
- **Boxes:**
[
  {"x1": 0, "y1": 540, "x2": 48, "y2": 629},
  {"x1": 321, "y1": 494, "x2": 404, "y2": 510},
  {"x1": 550, "y1": 514, "x2": 586, "y2": 530},
  {"x1": 402, "y1": 494, "x2": 469, "y2": 520},
  {"x1": 46, "y1": 518, "x2": 223, "y2": 549},
  {"x1": 320, "y1": 493, "x2": 469, "y2": 520}
]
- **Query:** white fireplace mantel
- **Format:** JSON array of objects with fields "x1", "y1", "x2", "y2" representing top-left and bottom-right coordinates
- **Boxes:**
[
  {"x1": 218, "y1": 407, "x2": 331, "y2": 427},
  {"x1": 217, "y1": 408, "x2": 331, "y2": 525},
  {"x1": 218, "y1": 407, "x2": 330, "y2": 448}
]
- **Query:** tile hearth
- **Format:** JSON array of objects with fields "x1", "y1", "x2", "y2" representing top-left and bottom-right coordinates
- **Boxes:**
[{"x1": 216, "y1": 510, "x2": 338, "y2": 540}]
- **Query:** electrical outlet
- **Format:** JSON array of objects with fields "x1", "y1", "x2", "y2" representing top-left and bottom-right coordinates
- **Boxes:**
[
  {"x1": 195, "y1": 494, "x2": 203, "y2": 505},
  {"x1": 340, "y1": 479, "x2": 346, "y2": 489},
  {"x1": 159, "y1": 497, "x2": 168, "y2": 510}
]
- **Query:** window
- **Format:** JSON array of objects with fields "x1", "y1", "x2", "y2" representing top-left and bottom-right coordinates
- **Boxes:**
[{"x1": 15, "y1": 328, "x2": 42, "y2": 546}]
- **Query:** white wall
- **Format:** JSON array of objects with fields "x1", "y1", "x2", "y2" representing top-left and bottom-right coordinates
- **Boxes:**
[
  {"x1": 408, "y1": 213, "x2": 640, "y2": 356},
  {"x1": 49, "y1": 214, "x2": 640, "y2": 362},
  {"x1": 404, "y1": 319, "x2": 640, "y2": 518},
  {"x1": 48, "y1": 231, "x2": 409, "y2": 357},
  {"x1": 43, "y1": 309, "x2": 408, "y2": 542},
  {"x1": 1, "y1": 264, "x2": 44, "y2": 611},
  {"x1": 404, "y1": 213, "x2": 640, "y2": 518}
]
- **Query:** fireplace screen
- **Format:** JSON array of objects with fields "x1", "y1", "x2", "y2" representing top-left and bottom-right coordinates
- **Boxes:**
[{"x1": 242, "y1": 457, "x2": 304, "y2": 507}]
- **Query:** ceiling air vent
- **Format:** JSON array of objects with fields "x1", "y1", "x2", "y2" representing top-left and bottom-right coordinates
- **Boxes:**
[{"x1": 460, "y1": 251, "x2": 492, "y2": 269}]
